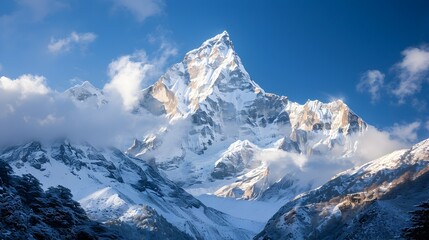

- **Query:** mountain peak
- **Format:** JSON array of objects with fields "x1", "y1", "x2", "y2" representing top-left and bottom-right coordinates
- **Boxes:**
[
  {"x1": 65, "y1": 80, "x2": 107, "y2": 106},
  {"x1": 80, "y1": 80, "x2": 97, "y2": 90},
  {"x1": 68, "y1": 81, "x2": 98, "y2": 93},
  {"x1": 201, "y1": 30, "x2": 232, "y2": 48}
]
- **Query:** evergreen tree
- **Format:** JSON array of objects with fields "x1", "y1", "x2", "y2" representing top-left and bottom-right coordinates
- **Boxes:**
[
  {"x1": 403, "y1": 200, "x2": 429, "y2": 240},
  {"x1": 0, "y1": 160, "x2": 13, "y2": 185}
]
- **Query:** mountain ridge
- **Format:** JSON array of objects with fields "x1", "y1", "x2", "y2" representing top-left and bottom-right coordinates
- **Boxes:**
[
  {"x1": 255, "y1": 138, "x2": 429, "y2": 239},
  {"x1": 126, "y1": 31, "x2": 368, "y2": 202},
  {"x1": 0, "y1": 140, "x2": 258, "y2": 239},
  {"x1": 66, "y1": 31, "x2": 368, "y2": 203}
]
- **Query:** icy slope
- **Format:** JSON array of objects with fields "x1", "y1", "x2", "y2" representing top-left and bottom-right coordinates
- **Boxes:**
[
  {"x1": 0, "y1": 141, "x2": 258, "y2": 240},
  {"x1": 255, "y1": 138, "x2": 429, "y2": 240}
]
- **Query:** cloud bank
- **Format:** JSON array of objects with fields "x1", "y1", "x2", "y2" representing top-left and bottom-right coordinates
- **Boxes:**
[
  {"x1": 0, "y1": 73, "x2": 165, "y2": 149},
  {"x1": 250, "y1": 123, "x2": 413, "y2": 193},
  {"x1": 0, "y1": 31, "x2": 177, "y2": 148}
]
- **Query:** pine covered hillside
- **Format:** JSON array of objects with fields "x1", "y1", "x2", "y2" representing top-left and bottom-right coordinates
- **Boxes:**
[{"x1": 0, "y1": 160, "x2": 120, "y2": 240}]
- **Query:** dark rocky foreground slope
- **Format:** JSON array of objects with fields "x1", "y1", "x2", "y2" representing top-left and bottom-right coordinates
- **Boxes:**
[{"x1": 0, "y1": 160, "x2": 120, "y2": 240}]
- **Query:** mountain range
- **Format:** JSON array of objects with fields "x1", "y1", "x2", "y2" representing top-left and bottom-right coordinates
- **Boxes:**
[{"x1": 1, "y1": 31, "x2": 427, "y2": 239}]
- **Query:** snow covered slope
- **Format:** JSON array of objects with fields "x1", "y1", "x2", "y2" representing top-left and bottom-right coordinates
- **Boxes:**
[
  {"x1": 126, "y1": 31, "x2": 367, "y2": 201},
  {"x1": 255, "y1": 138, "x2": 429, "y2": 240},
  {"x1": 0, "y1": 141, "x2": 258, "y2": 240}
]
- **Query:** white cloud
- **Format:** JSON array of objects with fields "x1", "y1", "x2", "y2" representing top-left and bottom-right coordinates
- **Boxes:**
[
  {"x1": 0, "y1": 74, "x2": 164, "y2": 148},
  {"x1": 389, "y1": 121, "x2": 421, "y2": 143},
  {"x1": 392, "y1": 47, "x2": 429, "y2": 101},
  {"x1": 0, "y1": 35, "x2": 176, "y2": 147},
  {"x1": 113, "y1": 0, "x2": 164, "y2": 22},
  {"x1": 326, "y1": 95, "x2": 346, "y2": 103},
  {"x1": 353, "y1": 126, "x2": 406, "y2": 163},
  {"x1": 399, "y1": 47, "x2": 429, "y2": 74},
  {"x1": 48, "y1": 31, "x2": 97, "y2": 54},
  {"x1": 248, "y1": 126, "x2": 409, "y2": 192},
  {"x1": 104, "y1": 52, "x2": 153, "y2": 111},
  {"x1": 104, "y1": 37, "x2": 177, "y2": 111},
  {"x1": 357, "y1": 70, "x2": 385, "y2": 103},
  {"x1": 0, "y1": 75, "x2": 50, "y2": 98}
]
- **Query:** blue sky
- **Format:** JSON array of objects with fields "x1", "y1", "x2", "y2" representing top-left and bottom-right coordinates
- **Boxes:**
[{"x1": 0, "y1": 0, "x2": 428, "y2": 141}]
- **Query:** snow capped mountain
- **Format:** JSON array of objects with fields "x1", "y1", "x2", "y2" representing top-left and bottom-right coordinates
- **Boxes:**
[
  {"x1": 126, "y1": 31, "x2": 367, "y2": 201},
  {"x1": 255, "y1": 138, "x2": 429, "y2": 240},
  {"x1": 65, "y1": 81, "x2": 107, "y2": 107},
  {"x1": 2, "y1": 30, "x2": 427, "y2": 240},
  {"x1": 139, "y1": 31, "x2": 263, "y2": 117},
  {"x1": 0, "y1": 140, "x2": 258, "y2": 240}
]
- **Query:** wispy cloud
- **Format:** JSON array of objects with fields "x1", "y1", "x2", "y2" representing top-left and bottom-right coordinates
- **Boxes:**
[
  {"x1": 48, "y1": 32, "x2": 97, "y2": 54},
  {"x1": 15, "y1": 0, "x2": 68, "y2": 21},
  {"x1": 392, "y1": 46, "x2": 429, "y2": 102},
  {"x1": 411, "y1": 98, "x2": 427, "y2": 112},
  {"x1": 389, "y1": 121, "x2": 422, "y2": 143},
  {"x1": 112, "y1": 0, "x2": 164, "y2": 22},
  {"x1": 357, "y1": 70, "x2": 385, "y2": 103},
  {"x1": 1, "y1": 0, "x2": 68, "y2": 25},
  {"x1": 361, "y1": 45, "x2": 429, "y2": 109}
]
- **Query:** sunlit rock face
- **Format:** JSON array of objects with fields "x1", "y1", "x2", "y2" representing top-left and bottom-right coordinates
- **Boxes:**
[{"x1": 127, "y1": 31, "x2": 368, "y2": 201}]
